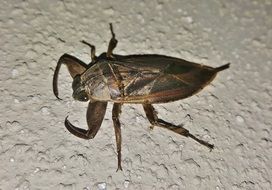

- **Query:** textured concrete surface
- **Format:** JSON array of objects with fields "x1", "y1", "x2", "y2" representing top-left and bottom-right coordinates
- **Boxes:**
[{"x1": 0, "y1": 0, "x2": 271, "y2": 189}]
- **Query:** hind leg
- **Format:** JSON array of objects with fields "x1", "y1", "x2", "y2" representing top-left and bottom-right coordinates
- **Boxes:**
[{"x1": 143, "y1": 104, "x2": 214, "y2": 150}]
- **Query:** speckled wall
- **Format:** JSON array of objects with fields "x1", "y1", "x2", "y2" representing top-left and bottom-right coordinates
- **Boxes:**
[{"x1": 0, "y1": 0, "x2": 271, "y2": 189}]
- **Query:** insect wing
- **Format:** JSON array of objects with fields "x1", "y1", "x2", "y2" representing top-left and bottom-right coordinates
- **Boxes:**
[{"x1": 112, "y1": 54, "x2": 218, "y2": 103}]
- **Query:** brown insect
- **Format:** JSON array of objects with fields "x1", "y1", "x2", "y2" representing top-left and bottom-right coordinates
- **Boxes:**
[{"x1": 53, "y1": 24, "x2": 230, "y2": 171}]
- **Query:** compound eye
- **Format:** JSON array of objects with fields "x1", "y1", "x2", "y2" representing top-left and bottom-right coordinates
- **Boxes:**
[{"x1": 79, "y1": 91, "x2": 89, "y2": 102}]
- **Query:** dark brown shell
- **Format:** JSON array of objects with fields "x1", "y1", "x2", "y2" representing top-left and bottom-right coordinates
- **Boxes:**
[{"x1": 81, "y1": 54, "x2": 228, "y2": 104}]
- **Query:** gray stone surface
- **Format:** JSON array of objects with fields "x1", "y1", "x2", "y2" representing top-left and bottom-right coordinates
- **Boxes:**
[{"x1": 0, "y1": 0, "x2": 271, "y2": 189}]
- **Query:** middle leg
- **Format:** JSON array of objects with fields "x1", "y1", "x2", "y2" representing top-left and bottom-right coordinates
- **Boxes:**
[
  {"x1": 143, "y1": 104, "x2": 214, "y2": 150},
  {"x1": 112, "y1": 103, "x2": 123, "y2": 171},
  {"x1": 106, "y1": 23, "x2": 118, "y2": 58},
  {"x1": 81, "y1": 40, "x2": 97, "y2": 62}
]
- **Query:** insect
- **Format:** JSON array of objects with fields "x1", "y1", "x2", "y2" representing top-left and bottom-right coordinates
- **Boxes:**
[{"x1": 53, "y1": 23, "x2": 230, "y2": 171}]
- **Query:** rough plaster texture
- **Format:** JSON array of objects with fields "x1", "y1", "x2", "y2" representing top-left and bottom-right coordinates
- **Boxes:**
[{"x1": 0, "y1": 0, "x2": 271, "y2": 189}]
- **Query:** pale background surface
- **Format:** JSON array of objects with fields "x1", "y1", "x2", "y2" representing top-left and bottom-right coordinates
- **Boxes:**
[{"x1": 0, "y1": 0, "x2": 271, "y2": 189}]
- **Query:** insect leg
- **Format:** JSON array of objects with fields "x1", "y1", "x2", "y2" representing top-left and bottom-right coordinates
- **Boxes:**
[
  {"x1": 53, "y1": 54, "x2": 87, "y2": 99},
  {"x1": 81, "y1": 40, "x2": 97, "y2": 62},
  {"x1": 142, "y1": 102, "x2": 158, "y2": 130},
  {"x1": 143, "y1": 104, "x2": 214, "y2": 150},
  {"x1": 106, "y1": 23, "x2": 118, "y2": 58},
  {"x1": 112, "y1": 103, "x2": 123, "y2": 171},
  {"x1": 65, "y1": 101, "x2": 107, "y2": 139}
]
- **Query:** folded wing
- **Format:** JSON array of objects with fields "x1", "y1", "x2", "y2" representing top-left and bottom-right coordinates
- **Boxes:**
[{"x1": 108, "y1": 54, "x2": 220, "y2": 103}]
